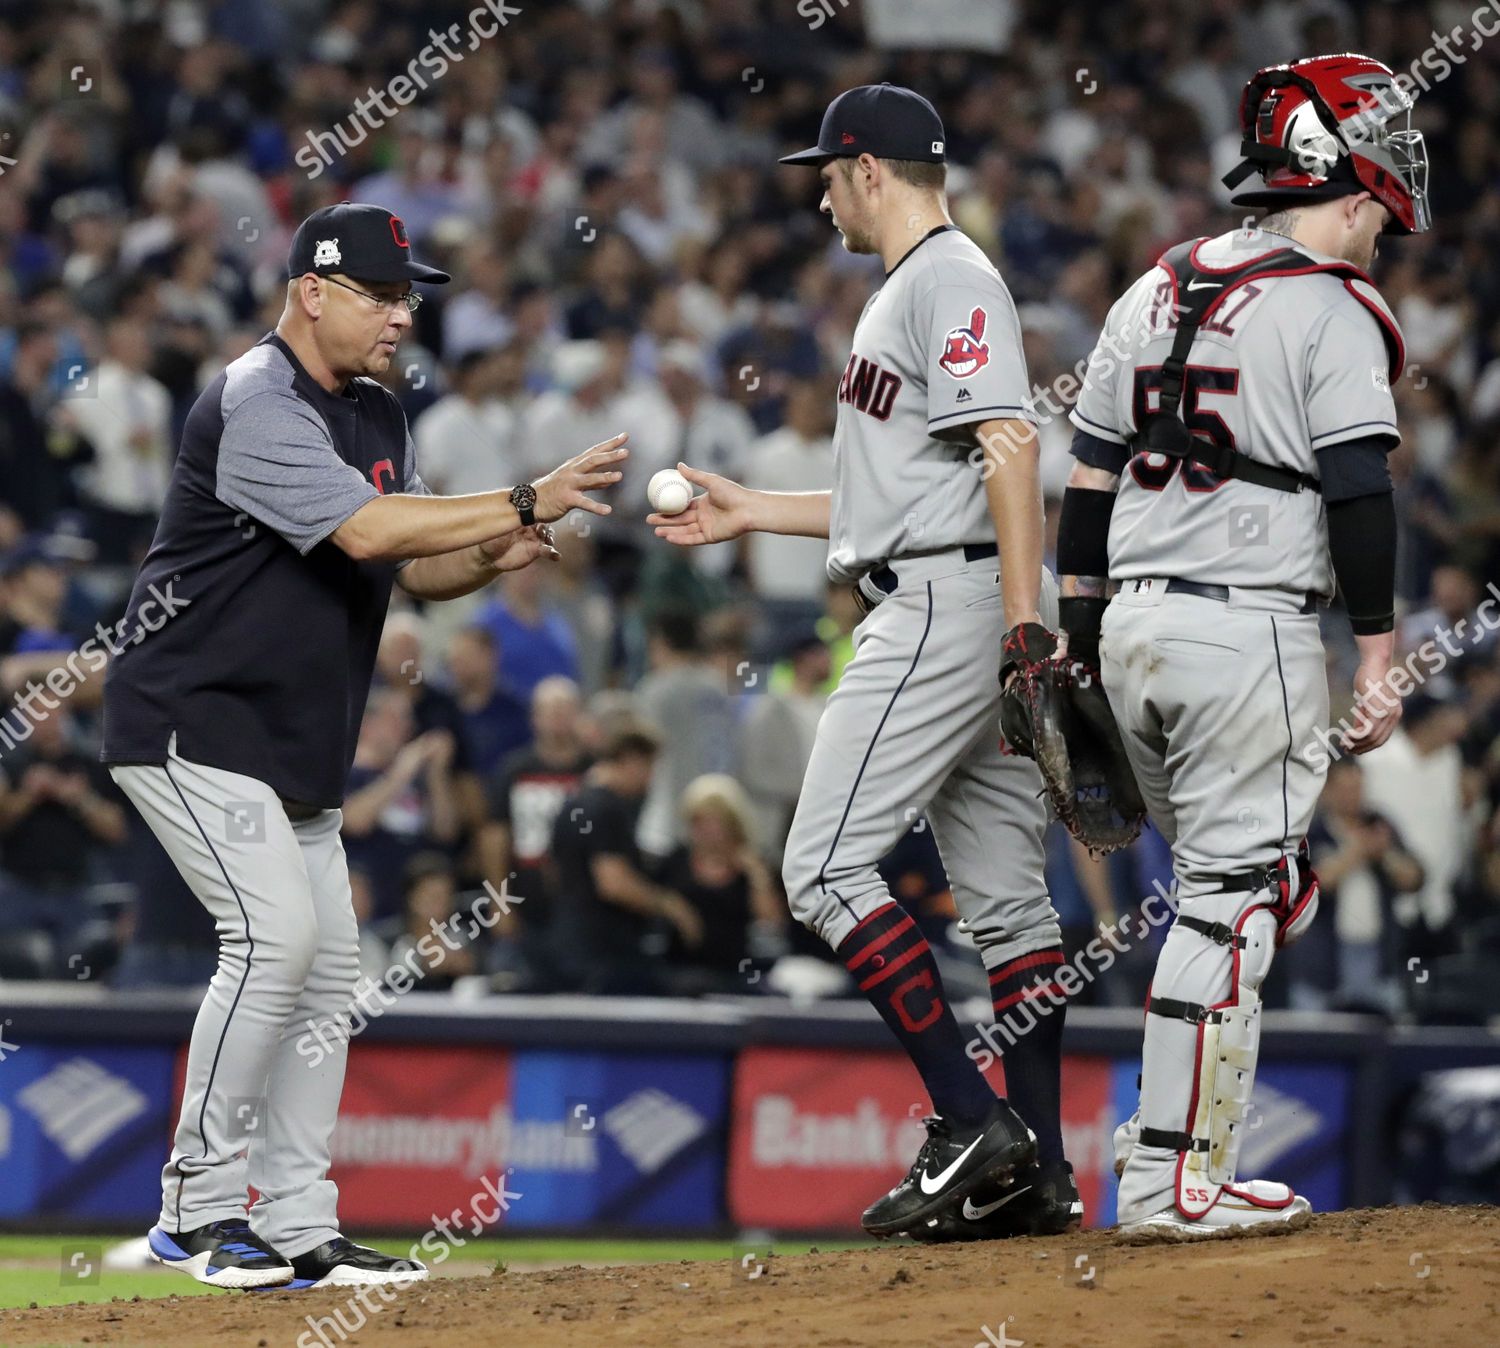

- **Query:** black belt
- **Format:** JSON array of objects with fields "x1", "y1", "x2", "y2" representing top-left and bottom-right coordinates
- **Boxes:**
[
  {"x1": 864, "y1": 541, "x2": 998, "y2": 597},
  {"x1": 279, "y1": 798, "x2": 323, "y2": 821},
  {"x1": 1138, "y1": 577, "x2": 1319, "y2": 615}
]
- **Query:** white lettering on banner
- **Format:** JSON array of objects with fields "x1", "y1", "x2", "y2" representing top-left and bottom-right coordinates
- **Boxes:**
[
  {"x1": 750, "y1": 1096, "x2": 927, "y2": 1168},
  {"x1": 331, "y1": 1105, "x2": 595, "y2": 1176},
  {"x1": 17, "y1": 1059, "x2": 149, "y2": 1161}
]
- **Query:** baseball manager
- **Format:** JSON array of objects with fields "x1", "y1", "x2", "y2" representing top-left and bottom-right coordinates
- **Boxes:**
[{"x1": 101, "y1": 202, "x2": 627, "y2": 1289}]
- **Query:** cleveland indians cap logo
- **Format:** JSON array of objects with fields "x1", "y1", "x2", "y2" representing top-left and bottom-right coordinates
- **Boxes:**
[
  {"x1": 389, "y1": 215, "x2": 409, "y2": 249},
  {"x1": 938, "y1": 306, "x2": 991, "y2": 379}
]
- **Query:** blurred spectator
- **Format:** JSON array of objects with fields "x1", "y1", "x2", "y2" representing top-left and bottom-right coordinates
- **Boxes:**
[
  {"x1": 1399, "y1": 563, "x2": 1495, "y2": 661},
  {"x1": 375, "y1": 852, "x2": 479, "y2": 994},
  {"x1": 655, "y1": 774, "x2": 785, "y2": 994},
  {"x1": 59, "y1": 316, "x2": 173, "y2": 563},
  {"x1": 441, "y1": 239, "x2": 515, "y2": 360},
  {"x1": 473, "y1": 564, "x2": 579, "y2": 701},
  {"x1": 342, "y1": 689, "x2": 461, "y2": 921},
  {"x1": 446, "y1": 625, "x2": 530, "y2": 777},
  {"x1": 0, "y1": 321, "x2": 91, "y2": 530},
  {"x1": 547, "y1": 522, "x2": 616, "y2": 695},
  {"x1": 549, "y1": 720, "x2": 701, "y2": 993},
  {"x1": 744, "y1": 375, "x2": 836, "y2": 632},
  {"x1": 0, "y1": 706, "x2": 125, "y2": 976},
  {"x1": 740, "y1": 627, "x2": 830, "y2": 866},
  {"x1": 635, "y1": 608, "x2": 739, "y2": 857},
  {"x1": 477, "y1": 675, "x2": 591, "y2": 979},
  {"x1": 1359, "y1": 694, "x2": 1472, "y2": 965},
  {"x1": 1287, "y1": 758, "x2": 1425, "y2": 1013},
  {"x1": 374, "y1": 612, "x2": 485, "y2": 836},
  {"x1": 412, "y1": 347, "x2": 523, "y2": 497}
]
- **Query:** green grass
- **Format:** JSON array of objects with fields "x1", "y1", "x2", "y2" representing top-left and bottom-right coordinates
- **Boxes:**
[{"x1": 0, "y1": 1234, "x2": 870, "y2": 1310}]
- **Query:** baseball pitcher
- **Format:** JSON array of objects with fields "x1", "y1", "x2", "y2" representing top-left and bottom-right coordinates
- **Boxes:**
[{"x1": 653, "y1": 85, "x2": 1082, "y2": 1241}]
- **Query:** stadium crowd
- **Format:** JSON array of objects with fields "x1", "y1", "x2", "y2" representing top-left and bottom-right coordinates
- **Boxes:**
[{"x1": 1, "y1": 0, "x2": 1498, "y2": 1021}]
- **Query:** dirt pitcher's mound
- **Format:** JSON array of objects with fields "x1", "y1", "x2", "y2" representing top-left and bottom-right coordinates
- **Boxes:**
[{"x1": 2, "y1": 1206, "x2": 1496, "y2": 1348}]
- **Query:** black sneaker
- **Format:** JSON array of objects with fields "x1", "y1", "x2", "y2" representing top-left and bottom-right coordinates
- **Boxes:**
[
  {"x1": 147, "y1": 1220, "x2": 292, "y2": 1289},
  {"x1": 861, "y1": 1101, "x2": 1036, "y2": 1238},
  {"x1": 280, "y1": 1236, "x2": 429, "y2": 1289},
  {"x1": 908, "y1": 1160, "x2": 1084, "y2": 1243}
]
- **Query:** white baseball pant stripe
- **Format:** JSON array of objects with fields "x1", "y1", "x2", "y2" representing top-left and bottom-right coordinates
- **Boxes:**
[{"x1": 109, "y1": 735, "x2": 358, "y2": 1257}]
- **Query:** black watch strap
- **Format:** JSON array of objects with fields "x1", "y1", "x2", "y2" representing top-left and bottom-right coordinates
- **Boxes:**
[{"x1": 510, "y1": 483, "x2": 537, "y2": 527}]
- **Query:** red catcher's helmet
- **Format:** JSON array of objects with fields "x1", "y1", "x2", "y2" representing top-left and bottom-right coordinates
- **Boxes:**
[{"x1": 1223, "y1": 53, "x2": 1430, "y2": 234}]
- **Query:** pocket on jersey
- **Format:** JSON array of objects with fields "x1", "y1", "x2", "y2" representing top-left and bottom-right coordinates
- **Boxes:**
[{"x1": 1152, "y1": 635, "x2": 1243, "y2": 657}]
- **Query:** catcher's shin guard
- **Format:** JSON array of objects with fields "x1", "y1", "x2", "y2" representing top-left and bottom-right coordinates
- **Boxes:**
[{"x1": 1126, "y1": 893, "x2": 1279, "y2": 1220}]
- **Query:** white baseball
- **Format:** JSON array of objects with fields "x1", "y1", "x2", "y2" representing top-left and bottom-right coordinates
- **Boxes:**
[{"x1": 648, "y1": 468, "x2": 693, "y2": 516}]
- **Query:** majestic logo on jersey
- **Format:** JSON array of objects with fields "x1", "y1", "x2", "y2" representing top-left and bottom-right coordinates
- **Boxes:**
[
  {"x1": 938, "y1": 306, "x2": 990, "y2": 379},
  {"x1": 837, "y1": 353, "x2": 901, "y2": 421}
]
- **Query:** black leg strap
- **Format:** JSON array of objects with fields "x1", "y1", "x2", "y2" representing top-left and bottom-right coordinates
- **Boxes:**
[
  {"x1": 1147, "y1": 995, "x2": 1227, "y2": 1025},
  {"x1": 1176, "y1": 914, "x2": 1248, "y2": 949},
  {"x1": 1139, "y1": 1126, "x2": 1209, "y2": 1154}
]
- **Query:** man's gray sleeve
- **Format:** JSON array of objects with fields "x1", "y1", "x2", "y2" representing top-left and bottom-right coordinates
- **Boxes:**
[
  {"x1": 215, "y1": 390, "x2": 379, "y2": 555},
  {"x1": 1304, "y1": 305, "x2": 1401, "y2": 450}
]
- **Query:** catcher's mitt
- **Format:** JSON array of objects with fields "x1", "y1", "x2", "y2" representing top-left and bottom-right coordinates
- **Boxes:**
[{"x1": 999, "y1": 600, "x2": 1146, "y2": 855}]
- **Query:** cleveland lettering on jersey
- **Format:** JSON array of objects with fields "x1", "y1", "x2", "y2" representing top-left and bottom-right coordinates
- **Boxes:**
[{"x1": 837, "y1": 352, "x2": 902, "y2": 421}]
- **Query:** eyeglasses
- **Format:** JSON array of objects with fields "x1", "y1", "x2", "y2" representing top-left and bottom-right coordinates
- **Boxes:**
[{"x1": 325, "y1": 275, "x2": 422, "y2": 314}]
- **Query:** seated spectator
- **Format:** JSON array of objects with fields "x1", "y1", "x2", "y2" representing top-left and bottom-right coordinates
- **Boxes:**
[
  {"x1": 1285, "y1": 758, "x2": 1425, "y2": 1013},
  {"x1": 342, "y1": 689, "x2": 460, "y2": 921},
  {"x1": 655, "y1": 774, "x2": 785, "y2": 994},
  {"x1": 446, "y1": 625, "x2": 531, "y2": 777},
  {"x1": 549, "y1": 720, "x2": 701, "y2": 993},
  {"x1": 0, "y1": 705, "x2": 126, "y2": 976},
  {"x1": 477, "y1": 676, "x2": 591, "y2": 974},
  {"x1": 375, "y1": 852, "x2": 479, "y2": 994}
]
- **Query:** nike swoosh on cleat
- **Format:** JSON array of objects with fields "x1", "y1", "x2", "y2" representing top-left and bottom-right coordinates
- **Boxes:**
[
  {"x1": 918, "y1": 1135, "x2": 984, "y2": 1195},
  {"x1": 962, "y1": 1184, "x2": 1032, "y2": 1221}
]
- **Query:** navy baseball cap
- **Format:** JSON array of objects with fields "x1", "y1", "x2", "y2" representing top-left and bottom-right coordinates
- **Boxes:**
[
  {"x1": 779, "y1": 84, "x2": 946, "y2": 167},
  {"x1": 286, "y1": 202, "x2": 450, "y2": 284}
]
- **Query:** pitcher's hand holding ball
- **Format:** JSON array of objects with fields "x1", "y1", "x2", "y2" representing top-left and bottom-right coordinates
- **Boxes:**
[{"x1": 647, "y1": 462, "x2": 756, "y2": 547}]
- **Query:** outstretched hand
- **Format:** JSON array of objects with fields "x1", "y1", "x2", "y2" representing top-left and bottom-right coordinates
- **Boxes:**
[
  {"x1": 534, "y1": 433, "x2": 629, "y2": 524},
  {"x1": 648, "y1": 462, "x2": 756, "y2": 546}
]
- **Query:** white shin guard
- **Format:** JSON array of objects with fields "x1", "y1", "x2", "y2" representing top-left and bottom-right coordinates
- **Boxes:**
[{"x1": 1124, "y1": 896, "x2": 1279, "y2": 1221}]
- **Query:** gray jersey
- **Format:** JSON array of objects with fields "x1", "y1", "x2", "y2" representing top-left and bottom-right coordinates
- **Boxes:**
[
  {"x1": 1069, "y1": 230, "x2": 1403, "y2": 595},
  {"x1": 827, "y1": 227, "x2": 1033, "y2": 583}
]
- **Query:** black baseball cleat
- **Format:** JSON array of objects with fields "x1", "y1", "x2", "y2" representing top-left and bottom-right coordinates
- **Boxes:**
[
  {"x1": 147, "y1": 1220, "x2": 293, "y2": 1288},
  {"x1": 861, "y1": 1100, "x2": 1037, "y2": 1238},
  {"x1": 907, "y1": 1160, "x2": 1084, "y2": 1243},
  {"x1": 277, "y1": 1236, "x2": 429, "y2": 1289}
]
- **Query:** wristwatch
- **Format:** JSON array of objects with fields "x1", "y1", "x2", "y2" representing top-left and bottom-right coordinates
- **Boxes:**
[{"x1": 509, "y1": 482, "x2": 537, "y2": 527}]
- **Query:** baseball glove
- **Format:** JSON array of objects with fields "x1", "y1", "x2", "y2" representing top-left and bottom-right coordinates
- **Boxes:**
[{"x1": 999, "y1": 599, "x2": 1146, "y2": 855}]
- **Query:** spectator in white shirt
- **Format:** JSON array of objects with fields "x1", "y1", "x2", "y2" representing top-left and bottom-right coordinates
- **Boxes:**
[
  {"x1": 441, "y1": 239, "x2": 516, "y2": 362},
  {"x1": 412, "y1": 347, "x2": 525, "y2": 498},
  {"x1": 1358, "y1": 693, "x2": 1472, "y2": 945},
  {"x1": 59, "y1": 317, "x2": 173, "y2": 562},
  {"x1": 745, "y1": 377, "x2": 835, "y2": 628}
]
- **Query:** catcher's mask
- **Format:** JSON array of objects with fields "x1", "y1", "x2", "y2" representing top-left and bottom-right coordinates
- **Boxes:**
[{"x1": 1223, "y1": 52, "x2": 1430, "y2": 234}]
